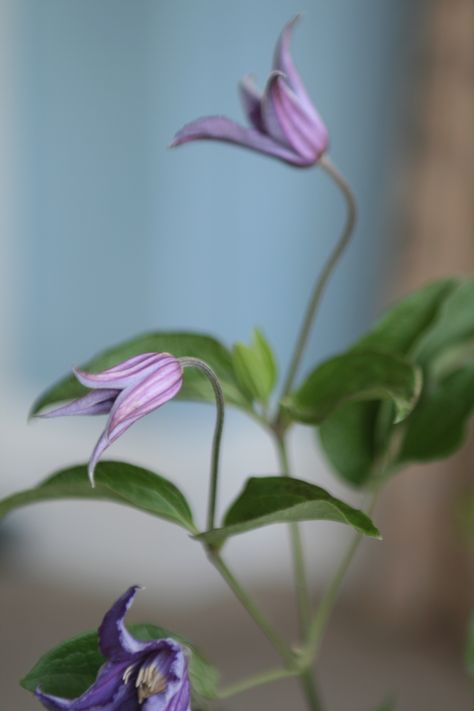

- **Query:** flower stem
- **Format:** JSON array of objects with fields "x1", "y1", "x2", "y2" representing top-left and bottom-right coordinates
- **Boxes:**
[
  {"x1": 304, "y1": 491, "x2": 379, "y2": 661},
  {"x1": 279, "y1": 156, "x2": 357, "y2": 401},
  {"x1": 300, "y1": 669, "x2": 322, "y2": 711},
  {"x1": 179, "y1": 357, "x2": 225, "y2": 531},
  {"x1": 208, "y1": 550, "x2": 295, "y2": 666},
  {"x1": 274, "y1": 433, "x2": 323, "y2": 711},
  {"x1": 218, "y1": 666, "x2": 299, "y2": 699},
  {"x1": 275, "y1": 434, "x2": 312, "y2": 635}
]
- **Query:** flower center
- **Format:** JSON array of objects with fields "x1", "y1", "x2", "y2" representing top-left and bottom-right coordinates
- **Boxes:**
[{"x1": 134, "y1": 662, "x2": 168, "y2": 703}]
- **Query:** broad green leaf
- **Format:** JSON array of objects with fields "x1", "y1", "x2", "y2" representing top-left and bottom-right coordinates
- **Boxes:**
[
  {"x1": 466, "y1": 610, "x2": 474, "y2": 679},
  {"x1": 21, "y1": 623, "x2": 219, "y2": 700},
  {"x1": 199, "y1": 476, "x2": 380, "y2": 546},
  {"x1": 354, "y1": 279, "x2": 457, "y2": 356},
  {"x1": 232, "y1": 328, "x2": 278, "y2": 405},
  {"x1": 415, "y1": 279, "x2": 474, "y2": 365},
  {"x1": 31, "y1": 331, "x2": 253, "y2": 416},
  {"x1": 397, "y1": 363, "x2": 474, "y2": 464},
  {"x1": 0, "y1": 461, "x2": 197, "y2": 533},
  {"x1": 318, "y1": 278, "x2": 472, "y2": 487},
  {"x1": 319, "y1": 402, "x2": 381, "y2": 486},
  {"x1": 283, "y1": 351, "x2": 421, "y2": 425}
]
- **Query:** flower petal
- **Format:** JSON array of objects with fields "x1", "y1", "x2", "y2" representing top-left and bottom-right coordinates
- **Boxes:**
[
  {"x1": 238, "y1": 75, "x2": 265, "y2": 132},
  {"x1": 99, "y1": 586, "x2": 149, "y2": 661},
  {"x1": 273, "y1": 15, "x2": 321, "y2": 124},
  {"x1": 38, "y1": 389, "x2": 119, "y2": 418},
  {"x1": 35, "y1": 662, "x2": 136, "y2": 710},
  {"x1": 170, "y1": 115, "x2": 304, "y2": 165},
  {"x1": 74, "y1": 353, "x2": 173, "y2": 390},
  {"x1": 106, "y1": 357, "x2": 183, "y2": 439},
  {"x1": 262, "y1": 72, "x2": 328, "y2": 164}
]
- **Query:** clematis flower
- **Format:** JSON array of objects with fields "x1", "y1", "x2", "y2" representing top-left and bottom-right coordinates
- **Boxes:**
[
  {"x1": 171, "y1": 16, "x2": 329, "y2": 167},
  {"x1": 40, "y1": 353, "x2": 183, "y2": 485},
  {"x1": 35, "y1": 586, "x2": 191, "y2": 711}
]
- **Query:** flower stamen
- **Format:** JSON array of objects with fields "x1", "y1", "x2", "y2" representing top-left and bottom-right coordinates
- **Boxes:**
[{"x1": 136, "y1": 662, "x2": 168, "y2": 703}]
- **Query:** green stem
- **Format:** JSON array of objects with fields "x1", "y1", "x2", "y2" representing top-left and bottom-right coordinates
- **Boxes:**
[
  {"x1": 209, "y1": 550, "x2": 295, "y2": 666},
  {"x1": 305, "y1": 491, "x2": 379, "y2": 660},
  {"x1": 274, "y1": 433, "x2": 322, "y2": 711},
  {"x1": 300, "y1": 669, "x2": 322, "y2": 711},
  {"x1": 179, "y1": 357, "x2": 225, "y2": 531},
  {"x1": 218, "y1": 666, "x2": 299, "y2": 699},
  {"x1": 275, "y1": 434, "x2": 312, "y2": 636},
  {"x1": 280, "y1": 156, "x2": 357, "y2": 401}
]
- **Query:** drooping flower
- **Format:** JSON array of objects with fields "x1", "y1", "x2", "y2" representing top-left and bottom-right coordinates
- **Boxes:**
[
  {"x1": 171, "y1": 16, "x2": 329, "y2": 166},
  {"x1": 40, "y1": 353, "x2": 183, "y2": 485},
  {"x1": 35, "y1": 586, "x2": 191, "y2": 711}
]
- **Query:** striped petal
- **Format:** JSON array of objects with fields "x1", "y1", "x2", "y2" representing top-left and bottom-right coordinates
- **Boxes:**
[
  {"x1": 171, "y1": 115, "x2": 303, "y2": 165},
  {"x1": 238, "y1": 75, "x2": 265, "y2": 132},
  {"x1": 74, "y1": 353, "x2": 173, "y2": 390},
  {"x1": 38, "y1": 389, "x2": 119, "y2": 418},
  {"x1": 273, "y1": 15, "x2": 321, "y2": 124},
  {"x1": 262, "y1": 72, "x2": 328, "y2": 164}
]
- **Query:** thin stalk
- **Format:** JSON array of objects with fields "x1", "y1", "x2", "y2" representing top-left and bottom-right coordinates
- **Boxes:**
[
  {"x1": 280, "y1": 156, "x2": 357, "y2": 401},
  {"x1": 275, "y1": 434, "x2": 312, "y2": 635},
  {"x1": 218, "y1": 666, "x2": 299, "y2": 699},
  {"x1": 179, "y1": 357, "x2": 225, "y2": 531},
  {"x1": 305, "y1": 491, "x2": 379, "y2": 660},
  {"x1": 274, "y1": 433, "x2": 323, "y2": 711},
  {"x1": 209, "y1": 551, "x2": 295, "y2": 666},
  {"x1": 300, "y1": 669, "x2": 322, "y2": 711}
]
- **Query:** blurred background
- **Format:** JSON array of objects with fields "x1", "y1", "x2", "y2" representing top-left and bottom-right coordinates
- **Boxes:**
[{"x1": 1, "y1": 0, "x2": 472, "y2": 709}]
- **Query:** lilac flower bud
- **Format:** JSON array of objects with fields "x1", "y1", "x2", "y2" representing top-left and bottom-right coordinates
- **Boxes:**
[
  {"x1": 171, "y1": 16, "x2": 329, "y2": 167},
  {"x1": 41, "y1": 353, "x2": 183, "y2": 485}
]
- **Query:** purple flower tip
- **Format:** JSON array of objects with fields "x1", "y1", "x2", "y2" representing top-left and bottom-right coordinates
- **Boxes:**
[
  {"x1": 171, "y1": 16, "x2": 328, "y2": 167},
  {"x1": 35, "y1": 586, "x2": 191, "y2": 710},
  {"x1": 41, "y1": 353, "x2": 184, "y2": 486}
]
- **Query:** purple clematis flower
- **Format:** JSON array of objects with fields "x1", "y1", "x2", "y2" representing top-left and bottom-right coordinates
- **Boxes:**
[
  {"x1": 35, "y1": 586, "x2": 191, "y2": 710},
  {"x1": 41, "y1": 353, "x2": 183, "y2": 485},
  {"x1": 171, "y1": 16, "x2": 329, "y2": 166}
]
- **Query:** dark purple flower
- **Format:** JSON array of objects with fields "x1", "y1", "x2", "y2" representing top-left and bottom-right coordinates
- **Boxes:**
[
  {"x1": 41, "y1": 353, "x2": 183, "y2": 485},
  {"x1": 171, "y1": 16, "x2": 328, "y2": 166},
  {"x1": 35, "y1": 586, "x2": 191, "y2": 711}
]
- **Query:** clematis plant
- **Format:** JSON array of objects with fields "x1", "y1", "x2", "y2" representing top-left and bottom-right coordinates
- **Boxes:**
[{"x1": 2, "y1": 14, "x2": 473, "y2": 711}]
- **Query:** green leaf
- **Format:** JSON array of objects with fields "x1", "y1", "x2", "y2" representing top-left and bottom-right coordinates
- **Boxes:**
[
  {"x1": 31, "y1": 331, "x2": 253, "y2": 416},
  {"x1": 232, "y1": 328, "x2": 278, "y2": 405},
  {"x1": 415, "y1": 279, "x2": 474, "y2": 365},
  {"x1": 397, "y1": 363, "x2": 474, "y2": 464},
  {"x1": 318, "y1": 278, "x2": 472, "y2": 487},
  {"x1": 21, "y1": 623, "x2": 219, "y2": 700},
  {"x1": 354, "y1": 279, "x2": 457, "y2": 356},
  {"x1": 283, "y1": 351, "x2": 421, "y2": 425},
  {"x1": 319, "y1": 402, "x2": 381, "y2": 486},
  {"x1": 0, "y1": 461, "x2": 197, "y2": 533},
  {"x1": 198, "y1": 476, "x2": 380, "y2": 547}
]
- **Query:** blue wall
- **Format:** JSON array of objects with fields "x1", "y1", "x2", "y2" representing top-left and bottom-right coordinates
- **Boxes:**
[{"x1": 16, "y1": 0, "x2": 410, "y2": 384}]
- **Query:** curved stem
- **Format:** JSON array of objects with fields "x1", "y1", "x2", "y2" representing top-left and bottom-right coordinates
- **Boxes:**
[
  {"x1": 208, "y1": 550, "x2": 295, "y2": 666},
  {"x1": 179, "y1": 357, "x2": 225, "y2": 531},
  {"x1": 280, "y1": 156, "x2": 357, "y2": 401}
]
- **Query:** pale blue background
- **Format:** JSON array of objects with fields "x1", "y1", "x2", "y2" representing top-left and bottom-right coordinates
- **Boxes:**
[{"x1": 15, "y1": 0, "x2": 414, "y2": 385}]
